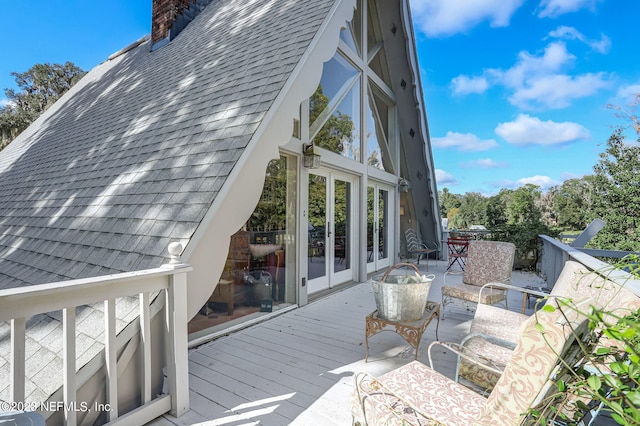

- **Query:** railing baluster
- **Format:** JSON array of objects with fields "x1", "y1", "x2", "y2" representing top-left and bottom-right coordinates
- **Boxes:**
[
  {"x1": 165, "y1": 271, "x2": 189, "y2": 417},
  {"x1": 0, "y1": 256, "x2": 191, "y2": 425},
  {"x1": 10, "y1": 317, "x2": 26, "y2": 403},
  {"x1": 104, "y1": 298, "x2": 118, "y2": 421},
  {"x1": 140, "y1": 291, "x2": 151, "y2": 404},
  {"x1": 63, "y1": 307, "x2": 76, "y2": 426}
]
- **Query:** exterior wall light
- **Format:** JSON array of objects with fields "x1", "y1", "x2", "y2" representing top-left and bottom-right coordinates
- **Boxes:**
[
  {"x1": 303, "y1": 143, "x2": 321, "y2": 169},
  {"x1": 399, "y1": 178, "x2": 410, "y2": 192}
]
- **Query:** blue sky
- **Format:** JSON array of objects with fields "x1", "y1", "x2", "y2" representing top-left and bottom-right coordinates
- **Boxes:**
[{"x1": 2, "y1": 1, "x2": 638, "y2": 196}]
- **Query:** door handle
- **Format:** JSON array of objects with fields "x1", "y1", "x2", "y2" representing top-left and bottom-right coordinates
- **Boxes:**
[{"x1": 327, "y1": 222, "x2": 331, "y2": 237}]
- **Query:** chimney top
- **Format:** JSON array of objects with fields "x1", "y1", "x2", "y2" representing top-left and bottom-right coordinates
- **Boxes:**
[{"x1": 151, "y1": 0, "x2": 196, "y2": 50}]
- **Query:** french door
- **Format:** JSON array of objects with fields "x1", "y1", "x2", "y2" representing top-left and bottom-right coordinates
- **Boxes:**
[
  {"x1": 307, "y1": 171, "x2": 355, "y2": 293},
  {"x1": 366, "y1": 183, "x2": 393, "y2": 273}
]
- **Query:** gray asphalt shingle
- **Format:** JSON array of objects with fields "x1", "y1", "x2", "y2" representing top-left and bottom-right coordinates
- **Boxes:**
[
  {"x1": 0, "y1": 0, "x2": 339, "y2": 407},
  {"x1": 0, "y1": 0, "x2": 335, "y2": 290}
]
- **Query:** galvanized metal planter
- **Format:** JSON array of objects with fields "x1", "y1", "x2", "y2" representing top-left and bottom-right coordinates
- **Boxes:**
[{"x1": 371, "y1": 263, "x2": 435, "y2": 321}]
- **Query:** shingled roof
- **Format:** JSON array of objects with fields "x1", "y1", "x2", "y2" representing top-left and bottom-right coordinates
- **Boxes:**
[
  {"x1": 0, "y1": 0, "x2": 337, "y2": 290},
  {"x1": 0, "y1": 0, "x2": 355, "y2": 409}
]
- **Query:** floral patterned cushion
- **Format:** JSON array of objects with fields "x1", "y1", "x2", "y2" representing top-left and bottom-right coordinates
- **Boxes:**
[
  {"x1": 441, "y1": 282, "x2": 505, "y2": 305},
  {"x1": 353, "y1": 306, "x2": 588, "y2": 426},
  {"x1": 352, "y1": 361, "x2": 486, "y2": 425},
  {"x1": 441, "y1": 241, "x2": 516, "y2": 317},
  {"x1": 457, "y1": 305, "x2": 529, "y2": 390},
  {"x1": 476, "y1": 308, "x2": 589, "y2": 425},
  {"x1": 463, "y1": 241, "x2": 516, "y2": 287},
  {"x1": 550, "y1": 261, "x2": 640, "y2": 316}
]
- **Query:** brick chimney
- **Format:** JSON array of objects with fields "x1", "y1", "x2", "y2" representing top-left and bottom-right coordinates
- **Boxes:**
[{"x1": 151, "y1": 0, "x2": 195, "y2": 47}]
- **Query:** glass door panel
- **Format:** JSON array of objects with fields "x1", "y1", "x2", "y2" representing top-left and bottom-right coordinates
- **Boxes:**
[
  {"x1": 308, "y1": 171, "x2": 354, "y2": 293},
  {"x1": 308, "y1": 174, "x2": 327, "y2": 284},
  {"x1": 367, "y1": 183, "x2": 393, "y2": 273},
  {"x1": 333, "y1": 178, "x2": 351, "y2": 277}
]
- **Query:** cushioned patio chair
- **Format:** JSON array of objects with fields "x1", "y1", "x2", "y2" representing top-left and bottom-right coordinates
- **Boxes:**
[
  {"x1": 440, "y1": 240, "x2": 516, "y2": 319},
  {"x1": 352, "y1": 305, "x2": 592, "y2": 426},
  {"x1": 455, "y1": 260, "x2": 640, "y2": 393}
]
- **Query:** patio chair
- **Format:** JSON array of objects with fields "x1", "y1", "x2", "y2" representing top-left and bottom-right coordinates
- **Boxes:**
[
  {"x1": 446, "y1": 237, "x2": 470, "y2": 271},
  {"x1": 455, "y1": 260, "x2": 640, "y2": 393},
  {"x1": 352, "y1": 305, "x2": 592, "y2": 426},
  {"x1": 403, "y1": 228, "x2": 438, "y2": 268},
  {"x1": 440, "y1": 240, "x2": 516, "y2": 319}
]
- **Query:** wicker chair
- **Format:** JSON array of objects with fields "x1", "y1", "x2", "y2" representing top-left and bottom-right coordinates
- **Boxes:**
[{"x1": 440, "y1": 240, "x2": 516, "y2": 319}]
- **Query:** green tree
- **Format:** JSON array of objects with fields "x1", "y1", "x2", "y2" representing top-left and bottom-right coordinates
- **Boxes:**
[
  {"x1": 456, "y1": 192, "x2": 487, "y2": 228},
  {"x1": 438, "y1": 188, "x2": 461, "y2": 218},
  {"x1": 0, "y1": 62, "x2": 85, "y2": 147},
  {"x1": 589, "y1": 127, "x2": 640, "y2": 251},
  {"x1": 506, "y1": 184, "x2": 541, "y2": 225},
  {"x1": 486, "y1": 189, "x2": 510, "y2": 228},
  {"x1": 309, "y1": 84, "x2": 355, "y2": 156},
  {"x1": 550, "y1": 177, "x2": 596, "y2": 230}
]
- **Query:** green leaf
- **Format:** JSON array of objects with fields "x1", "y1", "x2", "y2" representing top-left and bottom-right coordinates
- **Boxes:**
[
  {"x1": 587, "y1": 375, "x2": 601, "y2": 391},
  {"x1": 557, "y1": 380, "x2": 565, "y2": 391},
  {"x1": 542, "y1": 304, "x2": 556, "y2": 312},
  {"x1": 611, "y1": 413, "x2": 625, "y2": 424}
]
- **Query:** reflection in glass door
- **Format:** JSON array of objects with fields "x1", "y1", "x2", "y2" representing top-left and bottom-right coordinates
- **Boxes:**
[
  {"x1": 367, "y1": 183, "x2": 392, "y2": 273},
  {"x1": 307, "y1": 171, "x2": 354, "y2": 294}
]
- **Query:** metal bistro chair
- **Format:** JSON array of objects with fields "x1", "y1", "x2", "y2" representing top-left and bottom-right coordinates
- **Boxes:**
[
  {"x1": 403, "y1": 228, "x2": 438, "y2": 269},
  {"x1": 446, "y1": 237, "x2": 470, "y2": 271}
]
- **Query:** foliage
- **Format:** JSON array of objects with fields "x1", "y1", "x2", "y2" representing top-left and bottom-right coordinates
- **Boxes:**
[
  {"x1": 488, "y1": 221, "x2": 558, "y2": 269},
  {"x1": 248, "y1": 157, "x2": 288, "y2": 232},
  {"x1": 309, "y1": 84, "x2": 355, "y2": 156},
  {"x1": 548, "y1": 176, "x2": 597, "y2": 230},
  {"x1": 454, "y1": 192, "x2": 487, "y2": 229},
  {"x1": 588, "y1": 127, "x2": 640, "y2": 252},
  {"x1": 485, "y1": 190, "x2": 509, "y2": 228},
  {"x1": 0, "y1": 62, "x2": 85, "y2": 147},
  {"x1": 530, "y1": 255, "x2": 640, "y2": 425},
  {"x1": 505, "y1": 184, "x2": 541, "y2": 225},
  {"x1": 438, "y1": 188, "x2": 461, "y2": 218}
]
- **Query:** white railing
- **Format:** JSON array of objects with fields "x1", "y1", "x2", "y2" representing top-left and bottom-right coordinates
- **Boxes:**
[
  {"x1": 539, "y1": 235, "x2": 640, "y2": 298},
  {"x1": 0, "y1": 243, "x2": 191, "y2": 426}
]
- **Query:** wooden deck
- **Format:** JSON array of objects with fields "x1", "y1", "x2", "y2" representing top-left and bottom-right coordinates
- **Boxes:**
[{"x1": 148, "y1": 260, "x2": 545, "y2": 425}]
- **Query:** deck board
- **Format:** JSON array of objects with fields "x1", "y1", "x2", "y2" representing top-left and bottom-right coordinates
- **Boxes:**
[{"x1": 149, "y1": 262, "x2": 545, "y2": 425}]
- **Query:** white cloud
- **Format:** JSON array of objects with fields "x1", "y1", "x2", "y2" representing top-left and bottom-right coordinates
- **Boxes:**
[
  {"x1": 559, "y1": 171, "x2": 584, "y2": 180},
  {"x1": 409, "y1": 0, "x2": 525, "y2": 37},
  {"x1": 548, "y1": 26, "x2": 610, "y2": 53},
  {"x1": 495, "y1": 113, "x2": 590, "y2": 145},
  {"x1": 615, "y1": 84, "x2": 640, "y2": 106},
  {"x1": 492, "y1": 175, "x2": 560, "y2": 190},
  {"x1": 435, "y1": 169, "x2": 459, "y2": 186},
  {"x1": 537, "y1": 0, "x2": 599, "y2": 18},
  {"x1": 451, "y1": 41, "x2": 611, "y2": 109},
  {"x1": 501, "y1": 41, "x2": 574, "y2": 87},
  {"x1": 0, "y1": 98, "x2": 11, "y2": 108},
  {"x1": 517, "y1": 175, "x2": 561, "y2": 189},
  {"x1": 508, "y1": 72, "x2": 610, "y2": 109},
  {"x1": 451, "y1": 75, "x2": 489, "y2": 95},
  {"x1": 459, "y1": 158, "x2": 508, "y2": 169},
  {"x1": 431, "y1": 131, "x2": 499, "y2": 151}
]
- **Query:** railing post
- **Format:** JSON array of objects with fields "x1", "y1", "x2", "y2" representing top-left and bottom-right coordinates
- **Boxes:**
[
  {"x1": 10, "y1": 317, "x2": 26, "y2": 403},
  {"x1": 163, "y1": 242, "x2": 190, "y2": 417},
  {"x1": 63, "y1": 307, "x2": 77, "y2": 426},
  {"x1": 104, "y1": 298, "x2": 118, "y2": 421}
]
